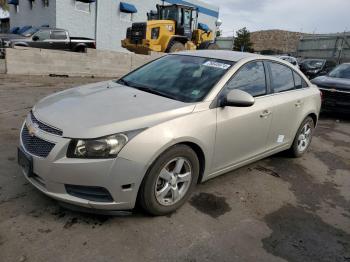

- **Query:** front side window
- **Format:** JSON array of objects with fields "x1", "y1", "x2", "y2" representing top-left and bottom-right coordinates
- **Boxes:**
[
  {"x1": 51, "y1": 31, "x2": 67, "y2": 40},
  {"x1": 118, "y1": 55, "x2": 234, "y2": 102},
  {"x1": 269, "y1": 62, "x2": 295, "y2": 93},
  {"x1": 224, "y1": 61, "x2": 266, "y2": 97},
  {"x1": 33, "y1": 30, "x2": 50, "y2": 40}
]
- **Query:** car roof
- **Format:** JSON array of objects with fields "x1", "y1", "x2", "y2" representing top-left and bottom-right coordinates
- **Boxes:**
[{"x1": 175, "y1": 50, "x2": 264, "y2": 62}]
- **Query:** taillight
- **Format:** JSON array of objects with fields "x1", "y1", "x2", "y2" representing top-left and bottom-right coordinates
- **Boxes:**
[{"x1": 92, "y1": 42, "x2": 96, "y2": 49}]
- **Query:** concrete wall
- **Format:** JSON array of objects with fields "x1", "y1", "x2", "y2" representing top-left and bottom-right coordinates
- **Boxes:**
[
  {"x1": 9, "y1": 0, "x2": 56, "y2": 28},
  {"x1": 0, "y1": 59, "x2": 5, "y2": 74},
  {"x1": 5, "y1": 47, "x2": 164, "y2": 77}
]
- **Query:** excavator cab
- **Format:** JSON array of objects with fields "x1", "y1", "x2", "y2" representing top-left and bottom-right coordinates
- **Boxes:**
[{"x1": 122, "y1": 4, "x2": 218, "y2": 54}]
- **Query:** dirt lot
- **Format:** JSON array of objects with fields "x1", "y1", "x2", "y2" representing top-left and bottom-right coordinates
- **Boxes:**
[{"x1": 0, "y1": 74, "x2": 349, "y2": 262}]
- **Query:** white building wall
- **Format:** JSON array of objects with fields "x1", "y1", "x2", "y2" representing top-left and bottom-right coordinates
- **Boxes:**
[
  {"x1": 9, "y1": 0, "x2": 56, "y2": 28},
  {"x1": 56, "y1": 0, "x2": 96, "y2": 38}
]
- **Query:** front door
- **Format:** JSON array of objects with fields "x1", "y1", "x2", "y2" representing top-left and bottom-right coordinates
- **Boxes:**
[
  {"x1": 30, "y1": 30, "x2": 50, "y2": 49},
  {"x1": 182, "y1": 9, "x2": 192, "y2": 39},
  {"x1": 212, "y1": 61, "x2": 273, "y2": 172}
]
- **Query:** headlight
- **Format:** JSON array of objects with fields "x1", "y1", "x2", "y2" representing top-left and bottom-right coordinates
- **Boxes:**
[
  {"x1": 151, "y1": 27, "x2": 160, "y2": 40},
  {"x1": 67, "y1": 134, "x2": 128, "y2": 159}
]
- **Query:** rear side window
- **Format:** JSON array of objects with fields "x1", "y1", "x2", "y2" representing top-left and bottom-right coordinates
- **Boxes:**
[
  {"x1": 51, "y1": 31, "x2": 67, "y2": 40},
  {"x1": 293, "y1": 71, "x2": 308, "y2": 89},
  {"x1": 269, "y1": 62, "x2": 294, "y2": 93},
  {"x1": 225, "y1": 61, "x2": 267, "y2": 97}
]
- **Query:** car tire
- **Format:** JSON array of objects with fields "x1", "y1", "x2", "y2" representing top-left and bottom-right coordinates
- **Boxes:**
[
  {"x1": 289, "y1": 116, "x2": 315, "y2": 157},
  {"x1": 138, "y1": 144, "x2": 199, "y2": 216},
  {"x1": 167, "y1": 41, "x2": 185, "y2": 53}
]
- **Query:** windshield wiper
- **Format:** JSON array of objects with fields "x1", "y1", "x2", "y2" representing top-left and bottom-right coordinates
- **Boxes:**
[
  {"x1": 132, "y1": 85, "x2": 175, "y2": 100},
  {"x1": 116, "y1": 78, "x2": 131, "y2": 86},
  {"x1": 117, "y1": 79, "x2": 175, "y2": 100}
]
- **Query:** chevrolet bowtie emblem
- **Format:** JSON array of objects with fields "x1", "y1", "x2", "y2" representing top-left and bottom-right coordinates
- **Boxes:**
[{"x1": 27, "y1": 122, "x2": 39, "y2": 137}]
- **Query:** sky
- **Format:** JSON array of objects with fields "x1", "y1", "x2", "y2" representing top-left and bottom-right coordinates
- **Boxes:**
[{"x1": 202, "y1": 0, "x2": 350, "y2": 36}]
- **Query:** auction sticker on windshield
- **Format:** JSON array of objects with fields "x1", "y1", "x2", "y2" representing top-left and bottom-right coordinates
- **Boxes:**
[{"x1": 203, "y1": 61, "x2": 231, "y2": 70}]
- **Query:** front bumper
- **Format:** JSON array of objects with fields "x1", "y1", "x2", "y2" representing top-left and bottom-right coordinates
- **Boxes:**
[
  {"x1": 319, "y1": 88, "x2": 350, "y2": 113},
  {"x1": 18, "y1": 122, "x2": 147, "y2": 211},
  {"x1": 121, "y1": 39, "x2": 161, "y2": 54}
]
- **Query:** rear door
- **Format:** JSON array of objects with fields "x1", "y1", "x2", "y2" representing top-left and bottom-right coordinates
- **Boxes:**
[
  {"x1": 212, "y1": 61, "x2": 273, "y2": 171},
  {"x1": 50, "y1": 30, "x2": 70, "y2": 50},
  {"x1": 266, "y1": 61, "x2": 308, "y2": 149}
]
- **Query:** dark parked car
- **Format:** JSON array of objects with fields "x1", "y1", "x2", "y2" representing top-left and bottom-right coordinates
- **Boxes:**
[
  {"x1": 1, "y1": 27, "x2": 95, "y2": 53},
  {"x1": 311, "y1": 63, "x2": 350, "y2": 113},
  {"x1": 299, "y1": 59, "x2": 336, "y2": 79}
]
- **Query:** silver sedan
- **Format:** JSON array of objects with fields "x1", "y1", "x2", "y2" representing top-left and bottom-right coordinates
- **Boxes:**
[{"x1": 18, "y1": 50, "x2": 321, "y2": 215}]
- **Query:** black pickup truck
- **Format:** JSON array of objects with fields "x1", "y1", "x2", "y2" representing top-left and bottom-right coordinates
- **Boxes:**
[{"x1": 0, "y1": 27, "x2": 95, "y2": 55}]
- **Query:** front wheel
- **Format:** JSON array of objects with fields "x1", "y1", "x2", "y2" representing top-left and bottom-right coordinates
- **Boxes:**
[
  {"x1": 138, "y1": 145, "x2": 199, "y2": 216},
  {"x1": 289, "y1": 116, "x2": 315, "y2": 157}
]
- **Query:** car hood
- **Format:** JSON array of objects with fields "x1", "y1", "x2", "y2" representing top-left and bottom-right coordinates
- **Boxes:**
[
  {"x1": 33, "y1": 81, "x2": 195, "y2": 138},
  {"x1": 311, "y1": 76, "x2": 350, "y2": 91}
]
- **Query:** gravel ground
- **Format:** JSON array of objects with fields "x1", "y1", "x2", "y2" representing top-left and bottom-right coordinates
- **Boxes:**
[{"x1": 0, "y1": 74, "x2": 349, "y2": 262}]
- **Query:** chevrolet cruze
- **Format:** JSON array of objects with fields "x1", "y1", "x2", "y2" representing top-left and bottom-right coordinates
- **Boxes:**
[{"x1": 18, "y1": 51, "x2": 321, "y2": 215}]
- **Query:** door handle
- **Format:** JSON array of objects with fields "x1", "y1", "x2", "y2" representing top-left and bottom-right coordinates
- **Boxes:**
[
  {"x1": 295, "y1": 100, "x2": 304, "y2": 108},
  {"x1": 260, "y1": 110, "x2": 272, "y2": 118}
]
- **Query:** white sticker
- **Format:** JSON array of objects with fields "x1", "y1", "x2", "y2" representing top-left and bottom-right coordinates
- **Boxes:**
[
  {"x1": 277, "y1": 135, "x2": 285, "y2": 143},
  {"x1": 203, "y1": 61, "x2": 231, "y2": 70}
]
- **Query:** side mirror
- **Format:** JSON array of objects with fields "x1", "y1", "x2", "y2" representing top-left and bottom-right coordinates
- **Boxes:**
[
  {"x1": 220, "y1": 89, "x2": 255, "y2": 107},
  {"x1": 32, "y1": 36, "x2": 39, "y2": 41}
]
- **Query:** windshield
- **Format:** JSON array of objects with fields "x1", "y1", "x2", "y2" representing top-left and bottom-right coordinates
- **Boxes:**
[
  {"x1": 160, "y1": 6, "x2": 178, "y2": 20},
  {"x1": 118, "y1": 55, "x2": 234, "y2": 102},
  {"x1": 21, "y1": 27, "x2": 39, "y2": 37},
  {"x1": 302, "y1": 59, "x2": 324, "y2": 69},
  {"x1": 328, "y1": 64, "x2": 350, "y2": 79}
]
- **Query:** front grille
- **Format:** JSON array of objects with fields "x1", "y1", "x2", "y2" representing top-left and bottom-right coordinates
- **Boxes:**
[
  {"x1": 21, "y1": 126, "x2": 55, "y2": 157},
  {"x1": 130, "y1": 22, "x2": 146, "y2": 44},
  {"x1": 30, "y1": 111, "x2": 63, "y2": 136},
  {"x1": 65, "y1": 185, "x2": 114, "y2": 202}
]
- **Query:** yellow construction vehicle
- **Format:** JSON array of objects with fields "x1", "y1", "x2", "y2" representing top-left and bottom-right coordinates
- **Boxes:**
[{"x1": 121, "y1": 4, "x2": 219, "y2": 54}]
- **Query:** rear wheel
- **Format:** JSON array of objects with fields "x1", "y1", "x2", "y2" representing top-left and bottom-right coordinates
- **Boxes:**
[
  {"x1": 167, "y1": 41, "x2": 185, "y2": 53},
  {"x1": 75, "y1": 46, "x2": 87, "y2": 53},
  {"x1": 138, "y1": 145, "x2": 199, "y2": 216},
  {"x1": 289, "y1": 116, "x2": 314, "y2": 157}
]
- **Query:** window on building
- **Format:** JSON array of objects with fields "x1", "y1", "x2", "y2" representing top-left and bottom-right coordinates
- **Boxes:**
[
  {"x1": 42, "y1": 0, "x2": 49, "y2": 7},
  {"x1": 75, "y1": 1, "x2": 91, "y2": 13}
]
